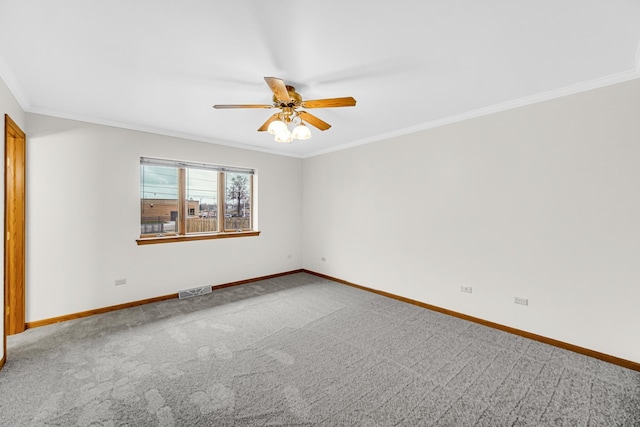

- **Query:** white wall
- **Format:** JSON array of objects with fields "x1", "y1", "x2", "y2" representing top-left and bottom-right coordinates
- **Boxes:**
[
  {"x1": 0, "y1": 75, "x2": 26, "y2": 363},
  {"x1": 26, "y1": 114, "x2": 302, "y2": 321},
  {"x1": 303, "y1": 78, "x2": 640, "y2": 363}
]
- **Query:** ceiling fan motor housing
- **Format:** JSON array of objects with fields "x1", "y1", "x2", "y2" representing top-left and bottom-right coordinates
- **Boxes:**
[{"x1": 273, "y1": 86, "x2": 302, "y2": 107}]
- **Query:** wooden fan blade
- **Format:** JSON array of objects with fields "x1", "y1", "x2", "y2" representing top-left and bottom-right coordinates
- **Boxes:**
[
  {"x1": 301, "y1": 97, "x2": 356, "y2": 109},
  {"x1": 264, "y1": 77, "x2": 291, "y2": 103},
  {"x1": 257, "y1": 113, "x2": 281, "y2": 132},
  {"x1": 299, "y1": 111, "x2": 331, "y2": 131},
  {"x1": 213, "y1": 104, "x2": 274, "y2": 109}
]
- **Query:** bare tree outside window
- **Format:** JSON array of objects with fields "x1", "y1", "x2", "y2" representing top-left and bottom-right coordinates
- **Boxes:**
[
  {"x1": 224, "y1": 173, "x2": 252, "y2": 231},
  {"x1": 226, "y1": 174, "x2": 249, "y2": 217}
]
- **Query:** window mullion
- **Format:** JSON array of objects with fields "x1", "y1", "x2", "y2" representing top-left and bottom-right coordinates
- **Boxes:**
[
  {"x1": 178, "y1": 167, "x2": 186, "y2": 235},
  {"x1": 249, "y1": 175, "x2": 254, "y2": 230},
  {"x1": 217, "y1": 171, "x2": 225, "y2": 232}
]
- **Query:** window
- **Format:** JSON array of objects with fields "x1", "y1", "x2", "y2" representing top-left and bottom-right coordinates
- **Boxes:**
[{"x1": 138, "y1": 157, "x2": 258, "y2": 244}]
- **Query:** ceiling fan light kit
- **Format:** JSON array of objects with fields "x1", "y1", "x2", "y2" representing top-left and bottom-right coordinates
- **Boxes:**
[
  {"x1": 267, "y1": 111, "x2": 312, "y2": 143},
  {"x1": 266, "y1": 108, "x2": 309, "y2": 143},
  {"x1": 213, "y1": 77, "x2": 356, "y2": 144}
]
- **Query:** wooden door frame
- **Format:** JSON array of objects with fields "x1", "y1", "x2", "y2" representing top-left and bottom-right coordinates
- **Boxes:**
[{"x1": 3, "y1": 114, "x2": 26, "y2": 369}]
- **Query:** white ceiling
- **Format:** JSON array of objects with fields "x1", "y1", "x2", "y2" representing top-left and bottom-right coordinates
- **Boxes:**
[{"x1": 1, "y1": 1, "x2": 639, "y2": 158}]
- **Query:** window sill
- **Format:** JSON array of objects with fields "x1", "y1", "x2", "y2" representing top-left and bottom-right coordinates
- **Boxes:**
[{"x1": 136, "y1": 230, "x2": 260, "y2": 245}]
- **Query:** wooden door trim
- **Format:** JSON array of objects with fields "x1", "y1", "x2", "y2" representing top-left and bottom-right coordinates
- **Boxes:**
[{"x1": 4, "y1": 114, "x2": 26, "y2": 361}]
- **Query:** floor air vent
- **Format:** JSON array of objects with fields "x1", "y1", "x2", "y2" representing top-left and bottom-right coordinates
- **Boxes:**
[{"x1": 179, "y1": 285, "x2": 212, "y2": 299}]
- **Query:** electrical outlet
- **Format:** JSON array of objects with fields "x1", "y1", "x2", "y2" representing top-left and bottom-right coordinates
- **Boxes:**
[
  {"x1": 460, "y1": 286, "x2": 472, "y2": 294},
  {"x1": 514, "y1": 297, "x2": 528, "y2": 306},
  {"x1": 114, "y1": 278, "x2": 127, "y2": 286}
]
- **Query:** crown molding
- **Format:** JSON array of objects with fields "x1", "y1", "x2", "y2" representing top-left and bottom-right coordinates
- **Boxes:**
[
  {"x1": 302, "y1": 70, "x2": 640, "y2": 159},
  {"x1": 25, "y1": 107, "x2": 304, "y2": 158},
  {"x1": 6, "y1": 63, "x2": 639, "y2": 161}
]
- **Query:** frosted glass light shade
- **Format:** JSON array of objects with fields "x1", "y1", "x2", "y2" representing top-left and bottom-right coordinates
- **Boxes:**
[
  {"x1": 275, "y1": 129, "x2": 293, "y2": 143},
  {"x1": 292, "y1": 123, "x2": 311, "y2": 140},
  {"x1": 267, "y1": 120, "x2": 287, "y2": 135}
]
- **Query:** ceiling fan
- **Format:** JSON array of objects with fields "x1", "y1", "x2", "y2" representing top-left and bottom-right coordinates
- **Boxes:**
[{"x1": 213, "y1": 77, "x2": 356, "y2": 143}]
